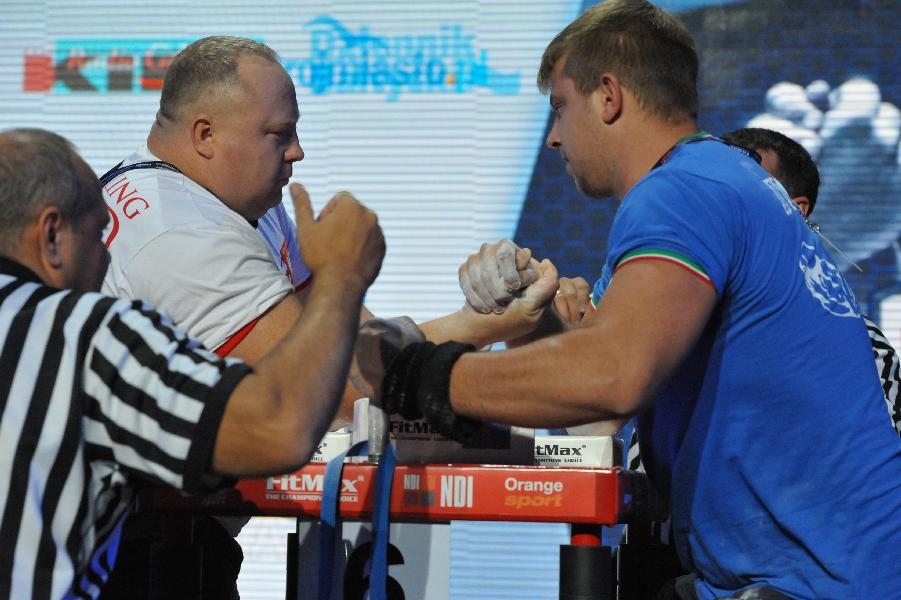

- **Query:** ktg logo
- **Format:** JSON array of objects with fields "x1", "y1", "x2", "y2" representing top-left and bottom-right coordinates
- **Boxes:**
[
  {"x1": 282, "y1": 16, "x2": 520, "y2": 101},
  {"x1": 22, "y1": 39, "x2": 193, "y2": 93}
]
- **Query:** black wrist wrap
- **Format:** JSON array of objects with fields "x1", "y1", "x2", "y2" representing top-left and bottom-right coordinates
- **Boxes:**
[
  {"x1": 381, "y1": 341, "x2": 432, "y2": 419},
  {"x1": 381, "y1": 340, "x2": 480, "y2": 443}
]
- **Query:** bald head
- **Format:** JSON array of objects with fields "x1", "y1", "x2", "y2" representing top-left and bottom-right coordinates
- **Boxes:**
[
  {"x1": 158, "y1": 35, "x2": 285, "y2": 124},
  {"x1": 147, "y1": 36, "x2": 303, "y2": 221}
]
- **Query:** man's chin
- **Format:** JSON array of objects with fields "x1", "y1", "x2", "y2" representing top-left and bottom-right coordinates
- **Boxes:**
[
  {"x1": 572, "y1": 177, "x2": 593, "y2": 198},
  {"x1": 571, "y1": 175, "x2": 610, "y2": 200},
  {"x1": 245, "y1": 199, "x2": 279, "y2": 222},
  {"x1": 266, "y1": 192, "x2": 285, "y2": 211}
]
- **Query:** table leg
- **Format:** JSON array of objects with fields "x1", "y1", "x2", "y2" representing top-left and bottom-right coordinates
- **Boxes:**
[{"x1": 559, "y1": 523, "x2": 613, "y2": 600}]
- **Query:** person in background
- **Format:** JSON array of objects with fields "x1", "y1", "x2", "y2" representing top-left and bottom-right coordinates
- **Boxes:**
[
  {"x1": 722, "y1": 126, "x2": 901, "y2": 436},
  {"x1": 99, "y1": 35, "x2": 544, "y2": 598},
  {"x1": 377, "y1": 1, "x2": 901, "y2": 598},
  {"x1": 0, "y1": 127, "x2": 383, "y2": 599}
]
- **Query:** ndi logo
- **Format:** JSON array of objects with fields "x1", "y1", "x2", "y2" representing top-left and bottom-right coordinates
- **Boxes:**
[{"x1": 283, "y1": 16, "x2": 520, "y2": 101}]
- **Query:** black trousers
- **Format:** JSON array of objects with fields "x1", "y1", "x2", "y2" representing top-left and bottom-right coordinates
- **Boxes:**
[{"x1": 100, "y1": 513, "x2": 243, "y2": 600}]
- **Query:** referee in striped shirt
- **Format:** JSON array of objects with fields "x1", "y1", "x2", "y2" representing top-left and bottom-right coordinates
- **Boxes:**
[{"x1": 0, "y1": 128, "x2": 385, "y2": 600}]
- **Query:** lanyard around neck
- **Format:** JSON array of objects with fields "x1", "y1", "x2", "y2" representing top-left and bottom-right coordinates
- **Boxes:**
[
  {"x1": 652, "y1": 131, "x2": 759, "y2": 170},
  {"x1": 652, "y1": 131, "x2": 715, "y2": 170},
  {"x1": 99, "y1": 160, "x2": 181, "y2": 187}
]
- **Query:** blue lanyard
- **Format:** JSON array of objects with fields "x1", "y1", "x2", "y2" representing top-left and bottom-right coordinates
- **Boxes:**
[
  {"x1": 318, "y1": 441, "x2": 397, "y2": 600},
  {"x1": 368, "y1": 444, "x2": 397, "y2": 600},
  {"x1": 652, "y1": 131, "x2": 759, "y2": 170},
  {"x1": 319, "y1": 440, "x2": 367, "y2": 600}
]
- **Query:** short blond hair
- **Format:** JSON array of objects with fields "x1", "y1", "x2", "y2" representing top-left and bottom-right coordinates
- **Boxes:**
[{"x1": 538, "y1": 0, "x2": 699, "y2": 122}]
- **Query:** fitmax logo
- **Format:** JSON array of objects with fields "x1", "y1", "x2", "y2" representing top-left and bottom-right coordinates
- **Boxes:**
[
  {"x1": 390, "y1": 420, "x2": 437, "y2": 434},
  {"x1": 282, "y1": 16, "x2": 520, "y2": 100},
  {"x1": 266, "y1": 473, "x2": 361, "y2": 494},
  {"x1": 535, "y1": 444, "x2": 585, "y2": 457}
]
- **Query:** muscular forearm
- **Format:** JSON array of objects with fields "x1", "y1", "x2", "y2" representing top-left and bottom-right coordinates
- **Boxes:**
[
  {"x1": 503, "y1": 305, "x2": 568, "y2": 348},
  {"x1": 447, "y1": 326, "x2": 642, "y2": 428},
  {"x1": 445, "y1": 263, "x2": 715, "y2": 429},
  {"x1": 384, "y1": 261, "x2": 715, "y2": 439},
  {"x1": 214, "y1": 273, "x2": 366, "y2": 476},
  {"x1": 419, "y1": 305, "x2": 547, "y2": 349}
]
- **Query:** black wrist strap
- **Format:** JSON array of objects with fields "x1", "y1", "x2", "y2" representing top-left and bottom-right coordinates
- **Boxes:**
[
  {"x1": 417, "y1": 341, "x2": 480, "y2": 444},
  {"x1": 381, "y1": 341, "x2": 432, "y2": 419},
  {"x1": 381, "y1": 340, "x2": 479, "y2": 443}
]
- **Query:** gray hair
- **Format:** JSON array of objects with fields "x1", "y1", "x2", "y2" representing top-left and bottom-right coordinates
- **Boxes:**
[
  {"x1": 159, "y1": 36, "x2": 283, "y2": 122},
  {"x1": 0, "y1": 128, "x2": 99, "y2": 253}
]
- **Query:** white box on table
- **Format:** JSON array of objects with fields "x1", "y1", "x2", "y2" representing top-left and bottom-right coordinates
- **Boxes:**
[
  {"x1": 352, "y1": 397, "x2": 534, "y2": 465},
  {"x1": 533, "y1": 434, "x2": 621, "y2": 467}
]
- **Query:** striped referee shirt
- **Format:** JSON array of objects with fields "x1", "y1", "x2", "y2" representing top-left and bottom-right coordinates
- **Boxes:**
[
  {"x1": 863, "y1": 314, "x2": 901, "y2": 436},
  {"x1": 0, "y1": 257, "x2": 251, "y2": 600}
]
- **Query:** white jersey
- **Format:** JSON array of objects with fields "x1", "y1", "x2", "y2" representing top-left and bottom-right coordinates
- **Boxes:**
[{"x1": 101, "y1": 146, "x2": 309, "y2": 354}]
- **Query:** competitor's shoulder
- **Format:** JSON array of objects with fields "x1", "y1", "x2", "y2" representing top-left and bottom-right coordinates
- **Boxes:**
[{"x1": 105, "y1": 168, "x2": 250, "y2": 232}]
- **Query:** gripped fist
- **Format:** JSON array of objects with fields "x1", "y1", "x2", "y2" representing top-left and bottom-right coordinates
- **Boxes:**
[
  {"x1": 290, "y1": 183, "x2": 385, "y2": 291},
  {"x1": 481, "y1": 257, "x2": 560, "y2": 342},
  {"x1": 350, "y1": 316, "x2": 426, "y2": 404},
  {"x1": 458, "y1": 238, "x2": 541, "y2": 314},
  {"x1": 554, "y1": 276, "x2": 591, "y2": 326}
]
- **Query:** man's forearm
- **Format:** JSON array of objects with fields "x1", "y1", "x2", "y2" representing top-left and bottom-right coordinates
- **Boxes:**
[
  {"x1": 419, "y1": 305, "x2": 547, "y2": 349},
  {"x1": 503, "y1": 305, "x2": 567, "y2": 348},
  {"x1": 447, "y1": 331, "x2": 633, "y2": 429},
  {"x1": 214, "y1": 273, "x2": 367, "y2": 476}
]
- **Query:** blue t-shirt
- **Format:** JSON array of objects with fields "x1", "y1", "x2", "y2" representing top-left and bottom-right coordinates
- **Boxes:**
[{"x1": 592, "y1": 138, "x2": 901, "y2": 599}]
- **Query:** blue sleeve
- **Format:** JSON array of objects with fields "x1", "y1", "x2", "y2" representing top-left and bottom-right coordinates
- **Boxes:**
[{"x1": 605, "y1": 171, "x2": 739, "y2": 297}]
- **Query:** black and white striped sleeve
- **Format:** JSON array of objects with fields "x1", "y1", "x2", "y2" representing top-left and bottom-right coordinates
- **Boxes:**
[
  {"x1": 627, "y1": 424, "x2": 644, "y2": 472},
  {"x1": 863, "y1": 315, "x2": 901, "y2": 438},
  {"x1": 80, "y1": 294, "x2": 252, "y2": 494}
]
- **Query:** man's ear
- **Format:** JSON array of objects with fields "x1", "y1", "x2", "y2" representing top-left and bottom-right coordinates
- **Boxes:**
[
  {"x1": 38, "y1": 205, "x2": 66, "y2": 270},
  {"x1": 596, "y1": 72, "x2": 624, "y2": 125},
  {"x1": 191, "y1": 116, "x2": 214, "y2": 159},
  {"x1": 793, "y1": 196, "x2": 811, "y2": 218}
]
